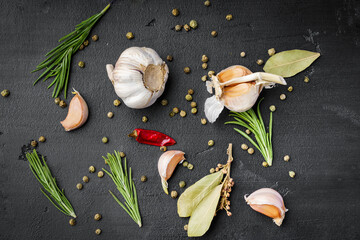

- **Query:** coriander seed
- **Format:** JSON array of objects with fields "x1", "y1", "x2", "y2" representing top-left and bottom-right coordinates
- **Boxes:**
[
  {"x1": 141, "y1": 175, "x2": 147, "y2": 182},
  {"x1": 78, "y1": 61, "x2": 85, "y2": 68},
  {"x1": 161, "y1": 99, "x2": 168, "y2": 106},
  {"x1": 208, "y1": 70, "x2": 215, "y2": 77},
  {"x1": 191, "y1": 108, "x2": 197, "y2": 114},
  {"x1": 184, "y1": 24, "x2": 190, "y2": 31},
  {"x1": 188, "y1": 89, "x2": 194, "y2": 95},
  {"x1": 171, "y1": 190, "x2": 178, "y2": 198},
  {"x1": 256, "y1": 59, "x2": 264, "y2": 65},
  {"x1": 201, "y1": 118, "x2": 207, "y2": 125},
  {"x1": 245, "y1": 129, "x2": 251, "y2": 135},
  {"x1": 210, "y1": 168, "x2": 215, "y2": 173},
  {"x1": 304, "y1": 76, "x2": 310, "y2": 83},
  {"x1": 269, "y1": 105, "x2": 276, "y2": 112},
  {"x1": 202, "y1": 63, "x2": 208, "y2": 69},
  {"x1": 94, "y1": 213, "x2": 102, "y2": 221},
  {"x1": 89, "y1": 166, "x2": 95, "y2": 173},
  {"x1": 31, "y1": 140, "x2": 38, "y2": 147},
  {"x1": 113, "y1": 99, "x2": 121, "y2": 106},
  {"x1": 189, "y1": 20, "x2": 198, "y2": 29},
  {"x1": 142, "y1": 116, "x2": 148, "y2": 123},
  {"x1": 160, "y1": 146, "x2": 167, "y2": 152},
  {"x1": 240, "y1": 51, "x2": 246, "y2": 57},
  {"x1": 280, "y1": 94, "x2": 286, "y2": 100},
  {"x1": 190, "y1": 101, "x2": 197, "y2": 108},
  {"x1": 83, "y1": 176, "x2": 89, "y2": 183},
  {"x1": 185, "y1": 94, "x2": 192, "y2": 101},
  {"x1": 69, "y1": 218, "x2": 76, "y2": 226},
  {"x1": 268, "y1": 48, "x2": 276, "y2": 56},
  {"x1": 204, "y1": 0, "x2": 211, "y2": 7},
  {"x1": 211, "y1": 30, "x2": 217, "y2": 37},
  {"x1": 184, "y1": 67, "x2": 191, "y2": 73},
  {"x1": 187, "y1": 163, "x2": 194, "y2": 170},
  {"x1": 54, "y1": 97, "x2": 61, "y2": 105},
  {"x1": 241, "y1": 143, "x2": 248, "y2": 150},
  {"x1": 247, "y1": 148, "x2": 254, "y2": 154},
  {"x1": 92, "y1": 35, "x2": 99, "y2": 41},
  {"x1": 201, "y1": 75, "x2": 207, "y2": 81},
  {"x1": 289, "y1": 171, "x2": 296, "y2": 178},
  {"x1": 76, "y1": 183, "x2": 83, "y2": 190},
  {"x1": 126, "y1": 32, "x2": 134, "y2": 40},
  {"x1": 175, "y1": 25, "x2": 182, "y2": 31},
  {"x1": 95, "y1": 229, "x2": 102, "y2": 235},
  {"x1": 83, "y1": 40, "x2": 89, "y2": 46},
  {"x1": 226, "y1": 14, "x2": 233, "y2": 21},
  {"x1": 284, "y1": 155, "x2": 290, "y2": 162},
  {"x1": 208, "y1": 140, "x2": 214, "y2": 146},
  {"x1": 287, "y1": 86, "x2": 293, "y2": 92},
  {"x1": 184, "y1": 224, "x2": 188, "y2": 231},
  {"x1": 173, "y1": 107, "x2": 179, "y2": 114},
  {"x1": 262, "y1": 161, "x2": 269, "y2": 167},
  {"x1": 97, "y1": 171, "x2": 104, "y2": 178},
  {"x1": 179, "y1": 181, "x2": 186, "y2": 188},
  {"x1": 102, "y1": 137, "x2": 108, "y2": 143},
  {"x1": 107, "y1": 112, "x2": 114, "y2": 118},
  {"x1": 120, "y1": 152, "x2": 126, "y2": 158},
  {"x1": 182, "y1": 161, "x2": 188, "y2": 167},
  {"x1": 202, "y1": 55, "x2": 209, "y2": 63},
  {"x1": 38, "y1": 136, "x2": 46, "y2": 142},
  {"x1": 172, "y1": 8, "x2": 179, "y2": 16},
  {"x1": 180, "y1": 110, "x2": 186, "y2": 117},
  {"x1": 166, "y1": 55, "x2": 173, "y2": 62},
  {"x1": 169, "y1": 111, "x2": 175, "y2": 117},
  {"x1": 59, "y1": 100, "x2": 67, "y2": 108}
]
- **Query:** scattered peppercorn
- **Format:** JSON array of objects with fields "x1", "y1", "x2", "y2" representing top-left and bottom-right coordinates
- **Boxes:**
[
  {"x1": 190, "y1": 102, "x2": 197, "y2": 108},
  {"x1": 89, "y1": 166, "x2": 95, "y2": 173},
  {"x1": 208, "y1": 140, "x2": 214, "y2": 147},
  {"x1": 256, "y1": 59, "x2": 264, "y2": 65},
  {"x1": 202, "y1": 55, "x2": 209, "y2": 63},
  {"x1": 284, "y1": 155, "x2": 290, "y2": 162},
  {"x1": 245, "y1": 129, "x2": 251, "y2": 135},
  {"x1": 171, "y1": 190, "x2": 178, "y2": 198},
  {"x1": 160, "y1": 99, "x2": 168, "y2": 106},
  {"x1": 79, "y1": 44, "x2": 84, "y2": 50},
  {"x1": 187, "y1": 163, "x2": 194, "y2": 170},
  {"x1": 280, "y1": 94, "x2": 286, "y2": 100},
  {"x1": 189, "y1": 20, "x2": 198, "y2": 29},
  {"x1": 304, "y1": 76, "x2": 310, "y2": 83},
  {"x1": 113, "y1": 99, "x2": 121, "y2": 106},
  {"x1": 59, "y1": 100, "x2": 67, "y2": 108},
  {"x1": 175, "y1": 25, "x2": 182, "y2": 31},
  {"x1": 83, "y1": 40, "x2": 89, "y2": 46},
  {"x1": 94, "y1": 213, "x2": 102, "y2": 221},
  {"x1": 76, "y1": 183, "x2": 83, "y2": 190},
  {"x1": 141, "y1": 175, "x2": 147, "y2": 182},
  {"x1": 169, "y1": 111, "x2": 175, "y2": 117},
  {"x1": 184, "y1": 224, "x2": 188, "y2": 231},
  {"x1": 126, "y1": 32, "x2": 134, "y2": 40},
  {"x1": 38, "y1": 136, "x2": 46, "y2": 142},
  {"x1": 95, "y1": 229, "x2": 102, "y2": 235},
  {"x1": 210, "y1": 168, "x2": 215, "y2": 173},
  {"x1": 83, "y1": 176, "x2": 89, "y2": 183},
  {"x1": 102, "y1": 137, "x2": 108, "y2": 144},
  {"x1": 172, "y1": 8, "x2": 179, "y2": 16},
  {"x1": 269, "y1": 105, "x2": 276, "y2": 112},
  {"x1": 179, "y1": 181, "x2": 186, "y2": 188},
  {"x1": 166, "y1": 55, "x2": 173, "y2": 62},
  {"x1": 184, "y1": 67, "x2": 191, "y2": 74},
  {"x1": 240, "y1": 51, "x2": 246, "y2": 57},
  {"x1": 97, "y1": 171, "x2": 104, "y2": 178},
  {"x1": 69, "y1": 218, "x2": 76, "y2": 226},
  {"x1": 1, "y1": 89, "x2": 9, "y2": 97},
  {"x1": 191, "y1": 108, "x2": 197, "y2": 114},
  {"x1": 287, "y1": 86, "x2": 293, "y2": 92},
  {"x1": 31, "y1": 140, "x2": 38, "y2": 147},
  {"x1": 78, "y1": 61, "x2": 85, "y2": 68},
  {"x1": 160, "y1": 146, "x2": 167, "y2": 152},
  {"x1": 202, "y1": 63, "x2": 208, "y2": 69},
  {"x1": 262, "y1": 161, "x2": 269, "y2": 167},
  {"x1": 142, "y1": 116, "x2": 148, "y2": 123},
  {"x1": 226, "y1": 14, "x2": 233, "y2": 21},
  {"x1": 184, "y1": 24, "x2": 190, "y2": 32},
  {"x1": 182, "y1": 161, "x2": 188, "y2": 167},
  {"x1": 180, "y1": 110, "x2": 187, "y2": 117},
  {"x1": 92, "y1": 35, "x2": 99, "y2": 41},
  {"x1": 241, "y1": 143, "x2": 248, "y2": 150},
  {"x1": 268, "y1": 48, "x2": 276, "y2": 56},
  {"x1": 248, "y1": 148, "x2": 255, "y2": 155},
  {"x1": 204, "y1": 0, "x2": 211, "y2": 7},
  {"x1": 185, "y1": 94, "x2": 192, "y2": 101},
  {"x1": 211, "y1": 31, "x2": 218, "y2": 37},
  {"x1": 289, "y1": 171, "x2": 296, "y2": 178},
  {"x1": 201, "y1": 118, "x2": 207, "y2": 125},
  {"x1": 208, "y1": 70, "x2": 215, "y2": 77},
  {"x1": 120, "y1": 152, "x2": 126, "y2": 158},
  {"x1": 107, "y1": 112, "x2": 114, "y2": 119},
  {"x1": 54, "y1": 97, "x2": 61, "y2": 105},
  {"x1": 201, "y1": 75, "x2": 207, "y2": 82},
  {"x1": 188, "y1": 89, "x2": 194, "y2": 95}
]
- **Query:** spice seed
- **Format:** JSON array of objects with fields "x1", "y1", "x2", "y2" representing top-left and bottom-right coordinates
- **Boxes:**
[
  {"x1": 78, "y1": 61, "x2": 85, "y2": 68},
  {"x1": 83, "y1": 176, "x2": 89, "y2": 183},
  {"x1": 54, "y1": 97, "x2": 61, "y2": 105},
  {"x1": 161, "y1": 99, "x2": 168, "y2": 106},
  {"x1": 142, "y1": 116, "x2": 148, "y2": 123},
  {"x1": 280, "y1": 94, "x2": 286, "y2": 100},
  {"x1": 175, "y1": 25, "x2": 182, "y2": 31},
  {"x1": 95, "y1": 229, "x2": 102, "y2": 235},
  {"x1": 169, "y1": 111, "x2": 175, "y2": 117},
  {"x1": 172, "y1": 8, "x2": 179, "y2": 16},
  {"x1": 141, "y1": 175, "x2": 147, "y2": 182},
  {"x1": 179, "y1": 181, "x2": 186, "y2": 188},
  {"x1": 204, "y1": 0, "x2": 211, "y2": 7},
  {"x1": 188, "y1": 89, "x2": 194, "y2": 95},
  {"x1": 182, "y1": 161, "x2": 188, "y2": 167},
  {"x1": 268, "y1": 48, "x2": 276, "y2": 56},
  {"x1": 202, "y1": 63, "x2": 208, "y2": 69},
  {"x1": 102, "y1": 137, "x2": 108, "y2": 143},
  {"x1": 241, "y1": 143, "x2": 248, "y2": 150},
  {"x1": 187, "y1": 163, "x2": 194, "y2": 170},
  {"x1": 209, "y1": 168, "x2": 215, "y2": 173},
  {"x1": 126, "y1": 32, "x2": 134, "y2": 40},
  {"x1": 38, "y1": 136, "x2": 46, "y2": 142},
  {"x1": 173, "y1": 107, "x2": 179, "y2": 114},
  {"x1": 226, "y1": 14, "x2": 233, "y2": 21},
  {"x1": 119, "y1": 152, "x2": 126, "y2": 158},
  {"x1": 245, "y1": 129, "x2": 251, "y2": 135},
  {"x1": 240, "y1": 51, "x2": 246, "y2": 57},
  {"x1": 160, "y1": 146, "x2": 167, "y2": 152},
  {"x1": 97, "y1": 171, "x2": 104, "y2": 178},
  {"x1": 113, "y1": 99, "x2": 121, "y2": 106},
  {"x1": 284, "y1": 155, "x2": 290, "y2": 162},
  {"x1": 289, "y1": 171, "x2": 296, "y2": 178},
  {"x1": 76, "y1": 183, "x2": 83, "y2": 190},
  {"x1": 83, "y1": 40, "x2": 89, "y2": 46},
  {"x1": 202, "y1": 55, "x2": 209, "y2": 63},
  {"x1": 185, "y1": 94, "x2": 192, "y2": 101},
  {"x1": 190, "y1": 102, "x2": 197, "y2": 108},
  {"x1": 304, "y1": 76, "x2": 310, "y2": 83},
  {"x1": 247, "y1": 148, "x2": 255, "y2": 154},
  {"x1": 201, "y1": 118, "x2": 207, "y2": 125},
  {"x1": 59, "y1": 100, "x2": 67, "y2": 108},
  {"x1": 208, "y1": 140, "x2": 214, "y2": 146},
  {"x1": 184, "y1": 67, "x2": 191, "y2": 73},
  {"x1": 94, "y1": 213, "x2": 102, "y2": 221},
  {"x1": 79, "y1": 44, "x2": 84, "y2": 50},
  {"x1": 184, "y1": 24, "x2": 190, "y2": 32},
  {"x1": 171, "y1": 190, "x2": 178, "y2": 198},
  {"x1": 92, "y1": 35, "x2": 99, "y2": 41},
  {"x1": 31, "y1": 140, "x2": 38, "y2": 147},
  {"x1": 269, "y1": 105, "x2": 276, "y2": 112},
  {"x1": 191, "y1": 108, "x2": 197, "y2": 114},
  {"x1": 69, "y1": 218, "x2": 76, "y2": 226},
  {"x1": 208, "y1": 70, "x2": 215, "y2": 77},
  {"x1": 211, "y1": 31, "x2": 218, "y2": 37},
  {"x1": 256, "y1": 59, "x2": 264, "y2": 65},
  {"x1": 166, "y1": 55, "x2": 173, "y2": 62},
  {"x1": 189, "y1": 20, "x2": 198, "y2": 29},
  {"x1": 180, "y1": 110, "x2": 187, "y2": 117},
  {"x1": 184, "y1": 224, "x2": 188, "y2": 231},
  {"x1": 201, "y1": 75, "x2": 208, "y2": 82},
  {"x1": 89, "y1": 166, "x2": 95, "y2": 173},
  {"x1": 288, "y1": 86, "x2": 293, "y2": 92},
  {"x1": 262, "y1": 161, "x2": 269, "y2": 167}
]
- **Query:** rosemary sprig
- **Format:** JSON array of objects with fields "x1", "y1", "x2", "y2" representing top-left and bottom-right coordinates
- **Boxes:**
[
  {"x1": 25, "y1": 149, "x2": 76, "y2": 218},
  {"x1": 225, "y1": 98, "x2": 274, "y2": 166},
  {"x1": 32, "y1": 3, "x2": 111, "y2": 98},
  {"x1": 103, "y1": 151, "x2": 142, "y2": 227}
]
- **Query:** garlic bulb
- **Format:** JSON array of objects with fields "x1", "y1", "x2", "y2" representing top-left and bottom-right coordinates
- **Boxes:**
[
  {"x1": 60, "y1": 89, "x2": 88, "y2": 131},
  {"x1": 244, "y1": 188, "x2": 288, "y2": 226},
  {"x1": 204, "y1": 65, "x2": 287, "y2": 123},
  {"x1": 158, "y1": 150, "x2": 185, "y2": 194},
  {"x1": 106, "y1": 47, "x2": 169, "y2": 109}
]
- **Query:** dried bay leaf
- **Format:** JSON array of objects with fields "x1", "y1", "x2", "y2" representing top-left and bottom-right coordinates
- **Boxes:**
[
  {"x1": 263, "y1": 49, "x2": 320, "y2": 77},
  {"x1": 177, "y1": 171, "x2": 223, "y2": 217},
  {"x1": 187, "y1": 184, "x2": 223, "y2": 237}
]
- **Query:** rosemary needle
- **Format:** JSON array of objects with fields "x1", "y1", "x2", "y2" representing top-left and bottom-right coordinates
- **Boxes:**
[
  {"x1": 26, "y1": 149, "x2": 76, "y2": 218},
  {"x1": 32, "y1": 3, "x2": 111, "y2": 98}
]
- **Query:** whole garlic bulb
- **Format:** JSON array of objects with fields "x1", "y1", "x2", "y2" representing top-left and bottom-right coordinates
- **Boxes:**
[
  {"x1": 106, "y1": 47, "x2": 169, "y2": 109},
  {"x1": 204, "y1": 65, "x2": 287, "y2": 123}
]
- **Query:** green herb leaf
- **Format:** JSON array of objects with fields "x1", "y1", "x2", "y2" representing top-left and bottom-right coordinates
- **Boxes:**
[
  {"x1": 177, "y1": 171, "x2": 223, "y2": 217},
  {"x1": 263, "y1": 49, "x2": 320, "y2": 77},
  {"x1": 187, "y1": 184, "x2": 223, "y2": 237}
]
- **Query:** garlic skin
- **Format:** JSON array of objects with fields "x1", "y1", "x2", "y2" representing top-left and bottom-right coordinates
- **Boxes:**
[
  {"x1": 244, "y1": 188, "x2": 288, "y2": 226},
  {"x1": 60, "y1": 89, "x2": 88, "y2": 131},
  {"x1": 204, "y1": 65, "x2": 287, "y2": 123},
  {"x1": 106, "y1": 47, "x2": 169, "y2": 109},
  {"x1": 158, "y1": 150, "x2": 185, "y2": 194}
]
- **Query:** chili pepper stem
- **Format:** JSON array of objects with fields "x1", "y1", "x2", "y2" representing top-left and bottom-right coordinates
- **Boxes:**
[{"x1": 128, "y1": 130, "x2": 138, "y2": 138}]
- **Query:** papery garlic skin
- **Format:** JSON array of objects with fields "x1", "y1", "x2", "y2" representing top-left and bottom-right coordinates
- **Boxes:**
[
  {"x1": 158, "y1": 150, "x2": 185, "y2": 194},
  {"x1": 204, "y1": 65, "x2": 286, "y2": 123},
  {"x1": 244, "y1": 188, "x2": 288, "y2": 226},
  {"x1": 106, "y1": 47, "x2": 169, "y2": 109}
]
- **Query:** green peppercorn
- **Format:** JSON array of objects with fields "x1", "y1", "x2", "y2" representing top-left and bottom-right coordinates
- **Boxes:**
[
  {"x1": 89, "y1": 166, "x2": 96, "y2": 173},
  {"x1": 59, "y1": 100, "x2": 67, "y2": 108},
  {"x1": 202, "y1": 63, "x2": 208, "y2": 69},
  {"x1": 38, "y1": 136, "x2": 46, "y2": 142},
  {"x1": 184, "y1": 24, "x2": 190, "y2": 32},
  {"x1": 142, "y1": 116, "x2": 148, "y2": 123},
  {"x1": 160, "y1": 146, "x2": 167, "y2": 152},
  {"x1": 173, "y1": 107, "x2": 179, "y2": 114},
  {"x1": 172, "y1": 8, "x2": 179, "y2": 16},
  {"x1": 182, "y1": 161, "x2": 188, "y2": 167},
  {"x1": 166, "y1": 55, "x2": 173, "y2": 62},
  {"x1": 171, "y1": 190, "x2": 178, "y2": 198},
  {"x1": 31, "y1": 140, "x2": 38, "y2": 147},
  {"x1": 288, "y1": 86, "x2": 293, "y2": 92},
  {"x1": 119, "y1": 152, "x2": 126, "y2": 158},
  {"x1": 175, "y1": 25, "x2": 182, "y2": 31},
  {"x1": 211, "y1": 31, "x2": 217, "y2": 37},
  {"x1": 161, "y1": 99, "x2": 168, "y2": 106},
  {"x1": 184, "y1": 67, "x2": 191, "y2": 73},
  {"x1": 113, "y1": 99, "x2": 121, "y2": 106},
  {"x1": 102, "y1": 137, "x2": 108, "y2": 143},
  {"x1": 284, "y1": 155, "x2": 290, "y2": 162},
  {"x1": 107, "y1": 112, "x2": 114, "y2": 118},
  {"x1": 241, "y1": 143, "x2": 248, "y2": 150},
  {"x1": 180, "y1": 110, "x2": 186, "y2": 117},
  {"x1": 204, "y1": 0, "x2": 211, "y2": 7},
  {"x1": 208, "y1": 140, "x2": 214, "y2": 146},
  {"x1": 208, "y1": 70, "x2": 215, "y2": 77},
  {"x1": 185, "y1": 94, "x2": 192, "y2": 101},
  {"x1": 141, "y1": 175, "x2": 147, "y2": 182},
  {"x1": 201, "y1": 118, "x2": 207, "y2": 125},
  {"x1": 169, "y1": 111, "x2": 175, "y2": 117},
  {"x1": 190, "y1": 102, "x2": 197, "y2": 108},
  {"x1": 1, "y1": 89, "x2": 9, "y2": 97},
  {"x1": 78, "y1": 61, "x2": 85, "y2": 68},
  {"x1": 83, "y1": 40, "x2": 89, "y2": 46},
  {"x1": 256, "y1": 59, "x2": 264, "y2": 65},
  {"x1": 187, "y1": 163, "x2": 194, "y2": 170},
  {"x1": 54, "y1": 97, "x2": 60, "y2": 105},
  {"x1": 126, "y1": 32, "x2": 134, "y2": 40},
  {"x1": 179, "y1": 181, "x2": 186, "y2": 188},
  {"x1": 289, "y1": 171, "x2": 296, "y2": 178},
  {"x1": 268, "y1": 48, "x2": 276, "y2": 56},
  {"x1": 191, "y1": 108, "x2": 197, "y2": 114},
  {"x1": 95, "y1": 229, "x2": 102, "y2": 235},
  {"x1": 97, "y1": 171, "x2": 104, "y2": 178},
  {"x1": 226, "y1": 14, "x2": 233, "y2": 21},
  {"x1": 189, "y1": 20, "x2": 198, "y2": 29},
  {"x1": 262, "y1": 161, "x2": 269, "y2": 167},
  {"x1": 240, "y1": 51, "x2": 246, "y2": 57},
  {"x1": 76, "y1": 183, "x2": 83, "y2": 190},
  {"x1": 92, "y1": 35, "x2": 99, "y2": 41},
  {"x1": 269, "y1": 105, "x2": 276, "y2": 112},
  {"x1": 69, "y1": 218, "x2": 76, "y2": 226},
  {"x1": 304, "y1": 76, "x2": 310, "y2": 83},
  {"x1": 202, "y1": 55, "x2": 209, "y2": 63},
  {"x1": 210, "y1": 168, "x2": 215, "y2": 173},
  {"x1": 247, "y1": 148, "x2": 254, "y2": 155},
  {"x1": 280, "y1": 94, "x2": 286, "y2": 100},
  {"x1": 245, "y1": 129, "x2": 251, "y2": 134},
  {"x1": 201, "y1": 75, "x2": 208, "y2": 82},
  {"x1": 83, "y1": 176, "x2": 89, "y2": 183},
  {"x1": 79, "y1": 44, "x2": 84, "y2": 50}
]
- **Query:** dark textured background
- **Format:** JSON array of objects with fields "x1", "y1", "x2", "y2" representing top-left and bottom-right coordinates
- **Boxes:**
[{"x1": 1, "y1": 0, "x2": 360, "y2": 239}]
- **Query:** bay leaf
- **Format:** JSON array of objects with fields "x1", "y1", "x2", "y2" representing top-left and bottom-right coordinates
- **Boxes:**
[
  {"x1": 263, "y1": 49, "x2": 320, "y2": 77},
  {"x1": 187, "y1": 184, "x2": 223, "y2": 237},
  {"x1": 177, "y1": 171, "x2": 223, "y2": 217}
]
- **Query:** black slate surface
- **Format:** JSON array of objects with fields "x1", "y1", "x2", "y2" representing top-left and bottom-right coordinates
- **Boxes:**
[{"x1": 1, "y1": 0, "x2": 360, "y2": 239}]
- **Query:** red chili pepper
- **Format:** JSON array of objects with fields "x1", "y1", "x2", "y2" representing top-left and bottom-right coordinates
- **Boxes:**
[{"x1": 128, "y1": 128, "x2": 176, "y2": 147}]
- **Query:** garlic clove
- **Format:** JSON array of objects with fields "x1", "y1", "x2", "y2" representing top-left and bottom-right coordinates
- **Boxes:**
[
  {"x1": 158, "y1": 150, "x2": 185, "y2": 194},
  {"x1": 204, "y1": 96, "x2": 225, "y2": 123},
  {"x1": 244, "y1": 188, "x2": 288, "y2": 226},
  {"x1": 60, "y1": 89, "x2": 89, "y2": 131}
]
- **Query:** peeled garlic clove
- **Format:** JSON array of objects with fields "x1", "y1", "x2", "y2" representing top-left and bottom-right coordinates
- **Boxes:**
[
  {"x1": 60, "y1": 89, "x2": 89, "y2": 131},
  {"x1": 244, "y1": 188, "x2": 288, "y2": 226},
  {"x1": 106, "y1": 47, "x2": 169, "y2": 109},
  {"x1": 158, "y1": 150, "x2": 185, "y2": 194}
]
